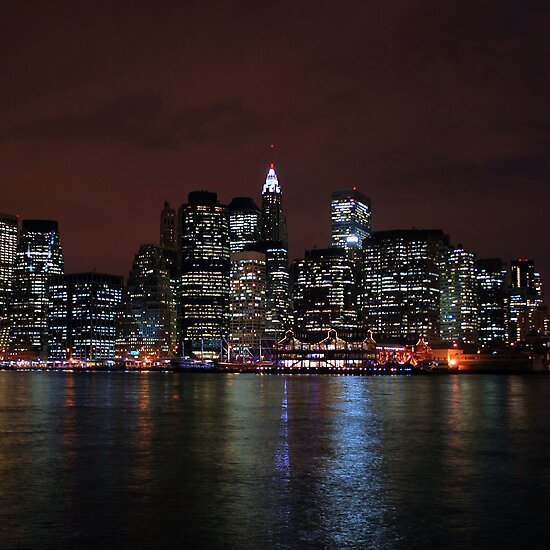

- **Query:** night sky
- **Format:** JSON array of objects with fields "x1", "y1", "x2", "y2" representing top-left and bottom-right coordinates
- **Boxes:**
[{"x1": 2, "y1": 1, "x2": 549, "y2": 288}]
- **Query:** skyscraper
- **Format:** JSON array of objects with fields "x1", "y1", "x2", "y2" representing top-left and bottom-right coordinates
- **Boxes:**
[
  {"x1": 331, "y1": 188, "x2": 372, "y2": 250},
  {"x1": 48, "y1": 273, "x2": 122, "y2": 362},
  {"x1": 511, "y1": 259, "x2": 537, "y2": 290},
  {"x1": 116, "y1": 244, "x2": 176, "y2": 361},
  {"x1": 160, "y1": 201, "x2": 178, "y2": 251},
  {"x1": 179, "y1": 191, "x2": 230, "y2": 359},
  {"x1": 476, "y1": 258, "x2": 506, "y2": 349},
  {"x1": 230, "y1": 250, "x2": 266, "y2": 357},
  {"x1": 440, "y1": 245, "x2": 478, "y2": 344},
  {"x1": 293, "y1": 248, "x2": 358, "y2": 341},
  {"x1": 506, "y1": 259, "x2": 543, "y2": 343},
  {"x1": 159, "y1": 202, "x2": 178, "y2": 336},
  {"x1": 0, "y1": 214, "x2": 18, "y2": 358},
  {"x1": 9, "y1": 220, "x2": 64, "y2": 360},
  {"x1": 261, "y1": 164, "x2": 288, "y2": 245},
  {"x1": 228, "y1": 197, "x2": 261, "y2": 253},
  {"x1": 260, "y1": 164, "x2": 290, "y2": 341},
  {"x1": 361, "y1": 229, "x2": 449, "y2": 342}
]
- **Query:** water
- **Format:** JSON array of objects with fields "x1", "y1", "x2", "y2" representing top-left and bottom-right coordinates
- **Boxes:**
[{"x1": 0, "y1": 372, "x2": 549, "y2": 549}]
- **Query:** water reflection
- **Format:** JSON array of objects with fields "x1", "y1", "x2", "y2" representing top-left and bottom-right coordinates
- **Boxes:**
[{"x1": 0, "y1": 373, "x2": 548, "y2": 548}]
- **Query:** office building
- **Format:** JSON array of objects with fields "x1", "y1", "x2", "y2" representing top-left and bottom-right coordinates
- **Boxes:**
[
  {"x1": 159, "y1": 202, "x2": 178, "y2": 335},
  {"x1": 179, "y1": 191, "x2": 230, "y2": 359},
  {"x1": 440, "y1": 245, "x2": 478, "y2": 344},
  {"x1": 9, "y1": 220, "x2": 64, "y2": 360},
  {"x1": 507, "y1": 259, "x2": 543, "y2": 343},
  {"x1": 331, "y1": 188, "x2": 372, "y2": 251},
  {"x1": 255, "y1": 240, "x2": 291, "y2": 342},
  {"x1": 476, "y1": 258, "x2": 506, "y2": 349},
  {"x1": 116, "y1": 244, "x2": 176, "y2": 361},
  {"x1": 260, "y1": 164, "x2": 291, "y2": 341},
  {"x1": 261, "y1": 163, "x2": 288, "y2": 246},
  {"x1": 0, "y1": 214, "x2": 18, "y2": 358},
  {"x1": 48, "y1": 273, "x2": 122, "y2": 361},
  {"x1": 230, "y1": 250, "x2": 266, "y2": 357},
  {"x1": 361, "y1": 229, "x2": 449, "y2": 342},
  {"x1": 228, "y1": 197, "x2": 261, "y2": 253},
  {"x1": 293, "y1": 248, "x2": 358, "y2": 341}
]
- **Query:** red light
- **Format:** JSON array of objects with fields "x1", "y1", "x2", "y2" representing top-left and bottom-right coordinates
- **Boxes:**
[
  {"x1": 270, "y1": 163, "x2": 274, "y2": 169},
  {"x1": 353, "y1": 186, "x2": 357, "y2": 191}
]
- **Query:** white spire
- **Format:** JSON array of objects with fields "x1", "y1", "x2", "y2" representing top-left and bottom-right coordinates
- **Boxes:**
[{"x1": 262, "y1": 163, "x2": 281, "y2": 194}]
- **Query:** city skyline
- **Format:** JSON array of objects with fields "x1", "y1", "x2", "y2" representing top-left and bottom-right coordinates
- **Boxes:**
[
  {"x1": 3, "y1": 168, "x2": 547, "y2": 295},
  {"x1": 1, "y1": 1, "x2": 549, "y2": 288}
]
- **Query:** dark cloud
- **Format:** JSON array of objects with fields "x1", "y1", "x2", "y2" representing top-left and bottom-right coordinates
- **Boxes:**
[{"x1": 2, "y1": 94, "x2": 266, "y2": 150}]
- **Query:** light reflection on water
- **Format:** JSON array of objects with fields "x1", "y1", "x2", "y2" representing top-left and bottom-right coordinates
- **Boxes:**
[{"x1": 0, "y1": 372, "x2": 549, "y2": 549}]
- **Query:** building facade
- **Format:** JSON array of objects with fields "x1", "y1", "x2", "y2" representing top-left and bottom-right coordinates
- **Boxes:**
[
  {"x1": 293, "y1": 248, "x2": 358, "y2": 342},
  {"x1": 331, "y1": 188, "x2": 372, "y2": 251},
  {"x1": 440, "y1": 245, "x2": 478, "y2": 344},
  {"x1": 506, "y1": 259, "x2": 543, "y2": 343},
  {"x1": 0, "y1": 214, "x2": 18, "y2": 358},
  {"x1": 178, "y1": 191, "x2": 230, "y2": 359},
  {"x1": 229, "y1": 250, "x2": 266, "y2": 358},
  {"x1": 48, "y1": 273, "x2": 122, "y2": 361},
  {"x1": 261, "y1": 164, "x2": 288, "y2": 246},
  {"x1": 260, "y1": 164, "x2": 290, "y2": 342},
  {"x1": 361, "y1": 229, "x2": 449, "y2": 342},
  {"x1": 116, "y1": 244, "x2": 177, "y2": 361},
  {"x1": 9, "y1": 220, "x2": 64, "y2": 360},
  {"x1": 228, "y1": 197, "x2": 261, "y2": 253},
  {"x1": 476, "y1": 258, "x2": 506, "y2": 348}
]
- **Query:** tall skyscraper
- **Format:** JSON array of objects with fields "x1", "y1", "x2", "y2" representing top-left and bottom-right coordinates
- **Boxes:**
[
  {"x1": 160, "y1": 201, "x2": 178, "y2": 251},
  {"x1": 179, "y1": 191, "x2": 230, "y2": 359},
  {"x1": 116, "y1": 244, "x2": 176, "y2": 361},
  {"x1": 293, "y1": 248, "x2": 358, "y2": 341},
  {"x1": 260, "y1": 164, "x2": 290, "y2": 341},
  {"x1": 506, "y1": 259, "x2": 543, "y2": 344},
  {"x1": 476, "y1": 258, "x2": 506, "y2": 349},
  {"x1": 9, "y1": 220, "x2": 64, "y2": 360},
  {"x1": 228, "y1": 197, "x2": 261, "y2": 253},
  {"x1": 261, "y1": 164, "x2": 288, "y2": 246},
  {"x1": 331, "y1": 188, "x2": 372, "y2": 250},
  {"x1": 0, "y1": 214, "x2": 18, "y2": 358},
  {"x1": 440, "y1": 245, "x2": 478, "y2": 344},
  {"x1": 230, "y1": 250, "x2": 266, "y2": 357},
  {"x1": 256, "y1": 241, "x2": 291, "y2": 343},
  {"x1": 361, "y1": 229, "x2": 449, "y2": 342},
  {"x1": 48, "y1": 273, "x2": 122, "y2": 361},
  {"x1": 159, "y1": 202, "x2": 178, "y2": 334}
]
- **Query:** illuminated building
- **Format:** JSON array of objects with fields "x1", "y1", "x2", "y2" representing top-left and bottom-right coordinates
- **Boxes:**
[
  {"x1": 331, "y1": 188, "x2": 372, "y2": 251},
  {"x1": 116, "y1": 244, "x2": 176, "y2": 361},
  {"x1": 179, "y1": 191, "x2": 230, "y2": 359},
  {"x1": 440, "y1": 245, "x2": 478, "y2": 344},
  {"x1": 0, "y1": 214, "x2": 18, "y2": 358},
  {"x1": 228, "y1": 197, "x2": 261, "y2": 253},
  {"x1": 261, "y1": 164, "x2": 288, "y2": 245},
  {"x1": 293, "y1": 248, "x2": 358, "y2": 341},
  {"x1": 476, "y1": 258, "x2": 506, "y2": 348},
  {"x1": 230, "y1": 250, "x2": 266, "y2": 357},
  {"x1": 361, "y1": 229, "x2": 449, "y2": 342},
  {"x1": 506, "y1": 259, "x2": 543, "y2": 343},
  {"x1": 260, "y1": 164, "x2": 291, "y2": 341},
  {"x1": 9, "y1": 220, "x2": 64, "y2": 360},
  {"x1": 255, "y1": 241, "x2": 291, "y2": 342},
  {"x1": 159, "y1": 202, "x2": 178, "y2": 335},
  {"x1": 48, "y1": 273, "x2": 122, "y2": 361}
]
